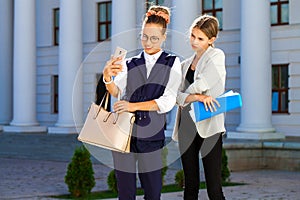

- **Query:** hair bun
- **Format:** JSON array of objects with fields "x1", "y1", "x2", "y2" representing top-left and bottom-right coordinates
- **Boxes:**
[{"x1": 146, "y1": 10, "x2": 170, "y2": 24}]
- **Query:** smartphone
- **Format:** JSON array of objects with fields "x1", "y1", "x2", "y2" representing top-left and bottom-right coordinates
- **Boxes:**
[{"x1": 113, "y1": 46, "x2": 127, "y2": 64}]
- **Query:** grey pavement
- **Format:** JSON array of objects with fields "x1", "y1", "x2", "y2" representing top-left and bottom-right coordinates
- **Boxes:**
[{"x1": 1, "y1": 132, "x2": 300, "y2": 199}]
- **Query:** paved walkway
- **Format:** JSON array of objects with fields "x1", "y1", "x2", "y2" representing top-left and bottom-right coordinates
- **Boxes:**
[{"x1": 1, "y1": 132, "x2": 300, "y2": 199}]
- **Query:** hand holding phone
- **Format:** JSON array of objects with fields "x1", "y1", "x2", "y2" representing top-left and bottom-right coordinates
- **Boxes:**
[
  {"x1": 103, "y1": 47, "x2": 127, "y2": 80},
  {"x1": 113, "y1": 46, "x2": 127, "y2": 64}
]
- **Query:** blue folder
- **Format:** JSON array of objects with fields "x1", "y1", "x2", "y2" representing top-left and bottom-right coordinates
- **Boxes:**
[{"x1": 192, "y1": 90, "x2": 242, "y2": 122}]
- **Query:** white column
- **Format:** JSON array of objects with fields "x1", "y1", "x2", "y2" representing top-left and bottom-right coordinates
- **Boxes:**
[
  {"x1": 4, "y1": 0, "x2": 46, "y2": 133},
  {"x1": 48, "y1": 0, "x2": 83, "y2": 134},
  {"x1": 171, "y1": 0, "x2": 198, "y2": 58},
  {"x1": 111, "y1": 0, "x2": 137, "y2": 54},
  {"x1": 109, "y1": 0, "x2": 137, "y2": 109},
  {"x1": 0, "y1": 0, "x2": 13, "y2": 131},
  {"x1": 227, "y1": 0, "x2": 284, "y2": 140}
]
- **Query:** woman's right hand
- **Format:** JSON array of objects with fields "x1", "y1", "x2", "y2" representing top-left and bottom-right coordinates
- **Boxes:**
[{"x1": 102, "y1": 56, "x2": 123, "y2": 82}]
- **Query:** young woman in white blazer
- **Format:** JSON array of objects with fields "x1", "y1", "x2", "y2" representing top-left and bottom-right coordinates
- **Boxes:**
[{"x1": 172, "y1": 15, "x2": 226, "y2": 199}]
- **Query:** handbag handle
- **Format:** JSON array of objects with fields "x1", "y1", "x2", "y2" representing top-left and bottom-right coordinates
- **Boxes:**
[
  {"x1": 95, "y1": 89, "x2": 124, "y2": 119},
  {"x1": 93, "y1": 92, "x2": 109, "y2": 119},
  {"x1": 99, "y1": 89, "x2": 121, "y2": 110},
  {"x1": 95, "y1": 89, "x2": 121, "y2": 117},
  {"x1": 103, "y1": 112, "x2": 119, "y2": 124},
  {"x1": 98, "y1": 92, "x2": 109, "y2": 110}
]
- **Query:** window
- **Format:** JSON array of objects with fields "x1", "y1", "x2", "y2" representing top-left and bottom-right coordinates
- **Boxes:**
[
  {"x1": 202, "y1": 0, "x2": 223, "y2": 30},
  {"x1": 53, "y1": 75, "x2": 59, "y2": 113},
  {"x1": 98, "y1": 1, "x2": 112, "y2": 41},
  {"x1": 146, "y1": 0, "x2": 165, "y2": 10},
  {"x1": 53, "y1": 8, "x2": 59, "y2": 46},
  {"x1": 272, "y1": 64, "x2": 289, "y2": 113},
  {"x1": 270, "y1": 0, "x2": 289, "y2": 26}
]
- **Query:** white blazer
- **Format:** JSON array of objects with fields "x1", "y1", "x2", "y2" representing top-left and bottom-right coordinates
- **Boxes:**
[{"x1": 172, "y1": 46, "x2": 226, "y2": 141}]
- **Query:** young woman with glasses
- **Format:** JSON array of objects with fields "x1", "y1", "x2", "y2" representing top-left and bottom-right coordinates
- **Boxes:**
[{"x1": 102, "y1": 5, "x2": 181, "y2": 200}]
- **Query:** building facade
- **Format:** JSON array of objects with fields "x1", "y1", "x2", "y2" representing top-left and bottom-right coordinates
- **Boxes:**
[{"x1": 0, "y1": 0, "x2": 299, "y2": 139}]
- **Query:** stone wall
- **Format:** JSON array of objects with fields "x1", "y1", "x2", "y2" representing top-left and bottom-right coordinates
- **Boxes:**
[{"x1": 224, "y1": 139, "x2": 300, "y2": 171}]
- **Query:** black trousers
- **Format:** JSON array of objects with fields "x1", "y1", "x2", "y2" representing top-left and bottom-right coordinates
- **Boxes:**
[
  {"x1": 178, "y1": 108, "x2": 225, "y2": 200},
  {"x1": 112, "y1": 137, "x2": 164, "y2": 200}
]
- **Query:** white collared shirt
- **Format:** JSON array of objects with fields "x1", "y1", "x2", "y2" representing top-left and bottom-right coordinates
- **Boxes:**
[
  {"x1": 114, "y1": 50, "x2": 182, "y2": 114},
  {"x1": 144, "y1": 50, "x2": 163, "y2": 78}
]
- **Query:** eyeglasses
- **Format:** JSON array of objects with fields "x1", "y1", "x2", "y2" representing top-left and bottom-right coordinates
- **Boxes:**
[{"x1": 140, "y1": 34, "x2": 160, "y2": 44}]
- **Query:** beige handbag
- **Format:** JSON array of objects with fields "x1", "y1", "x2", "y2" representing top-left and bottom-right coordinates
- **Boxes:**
[{"x1": 78, "y1": 92, "x2": 135, "y2": 153}]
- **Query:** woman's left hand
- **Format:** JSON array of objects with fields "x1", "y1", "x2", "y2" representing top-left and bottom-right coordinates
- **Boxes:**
[
  {"x1": 197, "y1": 95, "x2": 220, "y2": 112},
  {"x1": 203, "y1": 96, "x2": 220, "y2": 112},
  {"x1": 113, "y1": 100, "x2": 134, "y2": 113}
]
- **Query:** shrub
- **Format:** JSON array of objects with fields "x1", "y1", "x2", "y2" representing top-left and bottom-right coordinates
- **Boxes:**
[
  {"x1": 221, "y1": 148, "x2": 230, "y2": 182},
  {"x1": 161, "y1": 146, "x2": 168, "y2": 185},
  {"x1": 64, "y1": 146, "x2": 95, "y2": 197},
  {"x1": 175, "y1": 169, "x2": 184, "y2": 188},
  {"x1": 107, "y1": 170, "x2": 118, "y2": 193}
]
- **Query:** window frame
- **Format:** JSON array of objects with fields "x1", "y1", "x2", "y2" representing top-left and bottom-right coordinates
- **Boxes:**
[
  {"x1": 53, "y1": 8, "x2": 59, "y2": 46},
  {"x1": 97, "y1": 1, "x2": 112, "y2": 42},
  {"x1": 270, "y1": 0, "x2": 289, "y2": 26},
  {"x1": 201, "y1": 0, "x2": 223, "y2": 30},
  {"x1": 146, "y1": 0, "x2": 165, "y2": 10},
  {"x1": 272, "y1": 64, "x2": 289, "y2": 114},
  {"x1": 52, "y1": 75, "x2": 59, "y2": 114}
]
